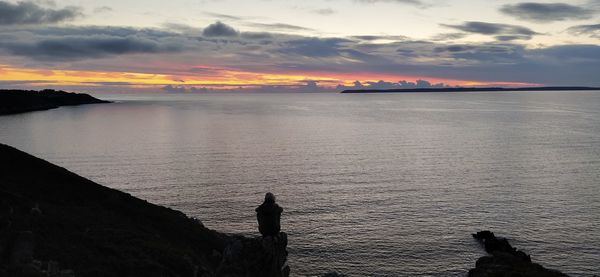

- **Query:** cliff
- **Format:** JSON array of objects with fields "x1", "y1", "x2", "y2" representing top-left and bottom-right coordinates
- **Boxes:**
[
  {"x1": 0, "y1": 143, "x2": 571, "y2": 277},
  {"x1": 0, "y1": 89, "x2": 110, "y2": 115},
  {"x1": 0, "y1": 143, "x2": 289, "y2": 277}
]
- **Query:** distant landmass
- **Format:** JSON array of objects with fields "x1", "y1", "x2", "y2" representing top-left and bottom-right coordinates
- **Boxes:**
[
  {"x1": 340, "y1": 86, "x2": 600, "y2": 93},
  {"x1": 0, "y1": 89, "x2": 110, "y2": 115}
]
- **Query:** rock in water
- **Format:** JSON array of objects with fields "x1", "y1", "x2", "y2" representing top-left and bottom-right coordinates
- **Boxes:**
[{"x1": 469, "y1": 231, "x2": 568, "y2": 277}]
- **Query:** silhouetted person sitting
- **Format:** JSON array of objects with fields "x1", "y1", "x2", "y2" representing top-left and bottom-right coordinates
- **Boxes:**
[{"x1": 256, "y1": 192, "x2": 283, "y2": 238}]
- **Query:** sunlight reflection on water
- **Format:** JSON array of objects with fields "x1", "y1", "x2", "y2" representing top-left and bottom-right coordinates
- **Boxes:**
[{"x1": 1, "y1": 91, "x2": 599, "y2": 276}]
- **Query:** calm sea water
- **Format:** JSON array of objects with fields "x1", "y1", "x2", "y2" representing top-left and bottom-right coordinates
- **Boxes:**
[{"x1": 1, "y1": 91, "x2": 599, "y2": 276}]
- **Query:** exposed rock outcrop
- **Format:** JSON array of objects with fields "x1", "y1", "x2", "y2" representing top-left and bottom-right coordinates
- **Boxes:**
[
  {"x1": 0, "y1": 89, "x2": 110, "y2": 115},
  {"x1": 2, "y1": 142, "x2": 577, "y2": 277},
  {"x1": 0, "y1": 143, "x2": 288, "y2": 277},
  {"x1": 215, "y1": 233, "x2": 289, "y2": 277},
  {"x1": 469, "y1": 231, "x2": 568, "y2": 277}
]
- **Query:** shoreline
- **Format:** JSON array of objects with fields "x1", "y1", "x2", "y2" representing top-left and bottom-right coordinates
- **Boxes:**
[
  {"x1": 340, "y1": 86, "x2": 600, "y2": 94},
  {"x1": 0, "y1": 143, "x2": 570, "y2": 276},
  {"x1": 0, "y1": 143, "x2": 289, "y2": 277},
  {"x1": 0, "y1": 89, "x2": 110, "y2": 115}
]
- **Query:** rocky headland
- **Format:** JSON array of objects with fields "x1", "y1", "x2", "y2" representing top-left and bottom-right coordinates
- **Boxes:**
[
  {"x1": 0, "y1": 89, "x2": 110, "y2": 115},
  {"x1": 0, "y1": 143, "x2": 288, "y2": 277},
  {"x1": 0, "y1": 142, "x2": 571, "y2": 277}
]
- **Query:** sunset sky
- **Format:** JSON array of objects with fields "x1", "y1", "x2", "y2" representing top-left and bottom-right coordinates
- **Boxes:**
[{"x1": 1, "y1": 0, "x2": 599, "y2": 92}]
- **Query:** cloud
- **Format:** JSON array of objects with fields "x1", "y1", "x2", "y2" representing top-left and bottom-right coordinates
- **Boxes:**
[
  {"x1": 0, "y1": 80, "x2": 48, "y2": 86},
  {"x1": 204, "y1": 14, "x2": 313, "y2": 33},
  {"x1": 202, "y1": 21, "x2": 239, "y2": 37},
  {"x1": 313, "y1": 8, "x2": 335, "y2": 15},
  {"x1": 533, "y1": 44, "x2": 600, "y2": 61},
  {"x1": 430, "y1": 33, "x2": 467, "y2": 41},
  {"x1": 500, "y1": 3, "x2": 594, "y2": 23},
  {"x1": 0, "y1": 0, "x2": 82, "y2": 25},
  {"x1": 240, "y1": 32, "x2": 273, "y2": 39},
  {"x1": 93, "y1": 6, "x2": 112, "y2": 14},
  {"x1": 568, "y1": 23, "x2": 600, "y2": 38},
  {"x1": 493, "y1": 35, "x2": 528, "y2": 41},
  {"x1": 1, "y1": 37, "x2": 180, "y2": 60},
  {"x1": 437, "y1": 43, "x2": 526, "y2": 63},
  {"x1": 203, "y1": 12, "x2": 243, "y2": 21},
  {"x1": 246, "y1": 22, "x2": 314, "y2": 31},
  {"x1": 356, "y1": 0, "x2": 424, "y2": 6},
  {"x1": 351, "y1": 35, "x2": 409, "y2": 41},
  {"x1": 434, "y1": 45, "x2": 477, "y2": 52},
  {"x1": 279, "y1": 37, "x2": 354, "y2": 57},
  {"x1": 161, "y1": 83, "x2": 327, "y2": 93},
  {"x1": 442, "y1": 21, "x2": 539, "y2": 40},
  {"x1": 337, "y1": 79, "x2": 450, "y2": 90},
  {"x1": 2, "y1": 22, "x2": 600, "y2": 86},
  {"x1": 162, "y1": 85, "x2": 209, "y2": 93},
  {"x1": 0, "y1": 26, "x2": 185, "y2": 60},
  {"x1": 162, "y1": 22, "x2": 201, "y2": 34}
]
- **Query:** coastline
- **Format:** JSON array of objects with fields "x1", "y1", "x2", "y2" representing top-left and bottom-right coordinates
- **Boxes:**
[
  {"x1": 340, "y1": 86, "x2": 600, "y2": 94},
  {"x1": 0, "y1": 89, "x2": 110, "y2": 115},
  {"x1": 0, "y1": 143, "x2": 570, "y2": 276},
  {"x1": 0, "y1": 143, "x2": 288, "y2": 277}
]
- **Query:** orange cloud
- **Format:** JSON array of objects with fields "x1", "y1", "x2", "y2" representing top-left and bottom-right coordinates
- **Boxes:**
[{"x1": 0, "y1": 64, "x2": 533, "y2": 89}]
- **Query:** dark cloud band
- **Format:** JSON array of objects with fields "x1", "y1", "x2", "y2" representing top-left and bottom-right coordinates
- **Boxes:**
[
  {"x1": 1, "y1": 21, "x2": 599, "y2": 86},
  {"x1": 0, "y1": 27, "x2": 185, "y2": 60},
  {"x1": 202, "y1": 21, "x2": 239, "y2": 37},
  {"x1": 442, "y1": 21, "x2": 539, "y2": 41},
  {"x1": 568, "y1": 24, "x2": 600, "y2": 38},
  {"x1": 500, "y1": 2, "x2": 594, "y2": 23},
  {"x1": 0, "y1": 1, "x2": 81, "y2": 25}
]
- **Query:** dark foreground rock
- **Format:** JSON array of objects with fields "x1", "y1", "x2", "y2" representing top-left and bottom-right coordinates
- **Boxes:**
[
  {"x1": 469, "y1": 231, "x2": 568, "y2": 277},
  {"x1": 0, "y1": 143, "x2": 289, "y2": 277},
  {"x1": 0, "y1": 89, "x2": 110, "y2": 115}
]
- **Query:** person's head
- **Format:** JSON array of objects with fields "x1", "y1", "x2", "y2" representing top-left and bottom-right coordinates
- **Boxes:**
[{"x1": 264, "y1": 192, "x2": 276, "y2": 204}]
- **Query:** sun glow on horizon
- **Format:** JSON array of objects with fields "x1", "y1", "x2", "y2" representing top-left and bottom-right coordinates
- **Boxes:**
[{"x1": 0, "y1": 65, "x2": 536, "y2": 91}]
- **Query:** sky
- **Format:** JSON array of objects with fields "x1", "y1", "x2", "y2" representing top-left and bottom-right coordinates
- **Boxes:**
[{"x1": 0, "y1": 0, "x2": 599, "y2": 92}]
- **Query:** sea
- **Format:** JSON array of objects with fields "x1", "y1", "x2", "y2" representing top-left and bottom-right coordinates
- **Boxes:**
[{"x1": 1, "y1": 90, "x2": 599, "y2": 276}]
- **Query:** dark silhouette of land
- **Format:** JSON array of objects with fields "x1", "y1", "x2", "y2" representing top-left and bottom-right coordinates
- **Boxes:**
[
  {"x1": 0, "y1": 143, "x2": 288, "y2": 277},
  {"x1": 340, "y1": 86, "x2": 600, "y2": 93},
  {"x1": 0, "y1": 89, "x2": 110, "y2": 115},
  {"x1": 0, "y1": 143, "x2": 569, "y2": 276},
  {"x1": 469, "y1": 231, "x2": 568, "y2": 277}
]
